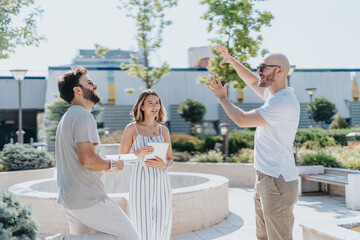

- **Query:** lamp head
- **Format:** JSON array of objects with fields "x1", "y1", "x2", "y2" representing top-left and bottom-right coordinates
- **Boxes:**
[{"x1": 10, "y1": 69, "x2": 28, "y2": 82}]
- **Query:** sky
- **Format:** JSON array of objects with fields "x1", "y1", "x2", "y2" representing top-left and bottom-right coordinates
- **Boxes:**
[{"x1": 1, "y1": 0, "x2": 360, "y2": 76}]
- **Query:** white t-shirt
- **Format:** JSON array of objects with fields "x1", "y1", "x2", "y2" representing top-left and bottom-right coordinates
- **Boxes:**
[
  {"x1": 55, "y1": 105, "x2": 108, "y2": 209},
  {"x1": 255, "y1": 87, "x2": 300, "y2": 182}
]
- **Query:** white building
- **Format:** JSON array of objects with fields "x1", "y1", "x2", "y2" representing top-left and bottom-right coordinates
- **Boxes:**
[{"x1": 47, "y1": 67, "x2": 360, "y2": 135}]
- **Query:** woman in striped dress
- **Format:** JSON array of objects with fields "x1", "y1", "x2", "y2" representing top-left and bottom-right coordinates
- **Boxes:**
[{"x1": 120, "y1": 89, "x2": 173, "y2": 240}]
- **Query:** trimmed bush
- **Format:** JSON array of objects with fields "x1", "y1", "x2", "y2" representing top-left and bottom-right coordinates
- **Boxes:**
[
  {"x1": 189, "y1": 150, "x2": 223, "y2": 163},
  {"x1": 0, "y1": 144, "x2": 55, "y2": 171},
  {"x1": 0, "y1": 190, "x2": 38, "y2": 239},
  {"x1": 171, "y1": 133, "x2": 204, "y2": 152},
  {"x1": 173, "y1": 151, "x2": 192, "y2": 162}
]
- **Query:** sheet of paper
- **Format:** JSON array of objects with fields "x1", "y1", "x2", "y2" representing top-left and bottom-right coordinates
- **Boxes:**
[
  {"x1": 144, "y1": 142, "x2": 169, "y2": 163},
  {"x1": 105, "y1": 154, "x2": 138, "y2": 164}
]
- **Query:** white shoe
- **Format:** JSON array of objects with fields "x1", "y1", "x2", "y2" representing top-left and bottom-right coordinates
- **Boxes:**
[{"x1": 44, "y1": 233, "x2": 65, "y2": 240}]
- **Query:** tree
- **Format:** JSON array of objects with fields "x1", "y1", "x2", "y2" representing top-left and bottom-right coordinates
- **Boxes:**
[
  {"x1": 45, "y1": 96, "x2": 102, "y2": 141},
  {"x1": 308, "y1": 96, "x2": 337, "y2": 128},
  {"x1": 198, "y1": 0, "x2": 273, "y2": 157},
  {"x1": 118, "y1": 0, "x2": 177, "y2": 89},
  {"x1": 178, "y1": 98, "x2": 206, "y2": 128},
  {"x1": 198, "y1": 0, "x2": 274, "y2": 89},
  {"x1": 0, "y1": 0, "x2": 45, "y2": 59}
]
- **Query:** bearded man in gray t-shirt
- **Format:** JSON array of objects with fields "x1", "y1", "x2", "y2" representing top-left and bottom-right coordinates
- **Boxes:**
[{"x1": 45, "y1": 67, "x2": 138, "y2": 240}]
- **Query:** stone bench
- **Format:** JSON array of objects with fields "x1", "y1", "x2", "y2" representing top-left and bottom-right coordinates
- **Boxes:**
[{"x1": 298, "y1": 166, "x2": 360, "y2": 210}]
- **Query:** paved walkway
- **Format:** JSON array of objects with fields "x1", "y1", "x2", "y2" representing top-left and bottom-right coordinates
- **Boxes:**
[{"x1": 172, "y1": 188, "x2": 360, "y2": 240}]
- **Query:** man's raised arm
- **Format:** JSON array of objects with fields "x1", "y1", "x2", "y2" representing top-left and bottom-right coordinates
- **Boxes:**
[{"x1": 216, "y1": 46, "x2": 265, "y2": 100}]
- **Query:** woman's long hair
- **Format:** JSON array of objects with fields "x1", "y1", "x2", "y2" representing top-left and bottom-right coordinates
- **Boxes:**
[{"x1": 131, "y1": 89, "x2": 167, "y2": 123}]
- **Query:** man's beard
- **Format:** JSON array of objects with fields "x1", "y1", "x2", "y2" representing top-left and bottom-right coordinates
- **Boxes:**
[
  {"x1": 81, "y1": 86, "x2": 100, "y2": 104},
  {"x1": 259, "y1": 70, "x2": 276, "y2": 88}
]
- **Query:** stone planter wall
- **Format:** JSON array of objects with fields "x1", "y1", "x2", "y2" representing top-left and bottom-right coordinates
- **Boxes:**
[{"x1": 0, "y1": 168, "x2": 55, "y2": 189}]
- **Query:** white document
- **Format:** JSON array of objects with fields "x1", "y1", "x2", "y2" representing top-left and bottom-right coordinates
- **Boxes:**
[
  {"x1": 105, "y1": 154, "x2": 138, "y2": 164},
  {"x1": 144, "y1": 142, "x2": 169, "y2": 163}
]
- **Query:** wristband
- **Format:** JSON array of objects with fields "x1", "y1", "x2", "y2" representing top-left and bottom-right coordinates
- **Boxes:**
[
  {"x1": 164, "y1": 161, "x2": 169, "y2": 170},
  {"x1": 108, "y1": 159, "x2": 114, "y2": 171}
]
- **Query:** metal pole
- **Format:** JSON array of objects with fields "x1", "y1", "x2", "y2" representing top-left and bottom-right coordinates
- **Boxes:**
[
  {"x1": 224, "y1": 85, "x2": 229, "y2": 161},
  {"x1": 16, "y1": 81, "x2": 25, "y2": 144},
  {"x1": 287, "y1": 76, "x2": 290, "y2": 87}
]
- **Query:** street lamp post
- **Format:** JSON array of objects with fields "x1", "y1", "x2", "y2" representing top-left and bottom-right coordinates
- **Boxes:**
[
  {"x1": 287, "y1": 65, "x2": 296, "y2": 87},
  {"x1": 10, "y1": 69, "x2": 28, "y2": 144},
  {"x1": 219, "y1": 122, "x2": 229, "y2": 161},
  {"x1": 194, "y1": 124, "x2": 202, "y2": 135},
  {"x1": 306, "y1": 88, "x2": 317, "y2": 127}
]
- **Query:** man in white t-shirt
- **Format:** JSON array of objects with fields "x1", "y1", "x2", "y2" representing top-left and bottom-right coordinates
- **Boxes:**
[
  {"x1": 46, "y1": 67, "x2": 138, "y2": 240},
  {"x1": 207, "y1": 46, "x2": 300, "y2": 240}
]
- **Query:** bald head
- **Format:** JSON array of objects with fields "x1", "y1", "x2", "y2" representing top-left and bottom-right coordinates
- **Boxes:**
[{"x1": 264, "y1": 53, "x2": 290, "y2": 76}]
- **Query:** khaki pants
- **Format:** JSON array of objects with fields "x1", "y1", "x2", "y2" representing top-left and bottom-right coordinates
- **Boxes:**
[
  {"x1": 63, "y1": 198, "x2": 138, "y2": 240},
  {"x1": 254, "y1": 171, "x2": 298, "y2": 240}
]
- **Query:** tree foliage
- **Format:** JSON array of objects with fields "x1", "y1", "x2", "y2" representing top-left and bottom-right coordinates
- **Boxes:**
[
  {"x1": 0, "y1": 0, "x2": 45, "y2": 59},
  {"x1": 118, "y1": 0, "x2": 176, "y2": 89},
  {"x1": 45, "y1": 96, "x2": 102, "y2": 141},
  {"x1": 198, "y1": 0, "x2": 274, "y2": 89},
  {"x1": 308, "y1": 96, "x2": 337, "y2": 127},
  {"x1": 178, "y1": 98, "x2": 206, "y2": 125}
]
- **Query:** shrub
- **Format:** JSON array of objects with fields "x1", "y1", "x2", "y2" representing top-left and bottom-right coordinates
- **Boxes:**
[
  {"x1": 329, "y1": 113, "x2": 350, "y2": 129},
  {"x1": 297, "y1": 149, "x2": 339, "y2": 167},
  {"x1": 295, "y1": 128, "x2": 360, "y2": 147},
  {"x1": 329, "y1": 146, "x2": 360, "y2": 170},
  {"x1": 0, "y1": 190, "x2": 38, "y2": 239},
  {"x1": 204, "y1": 135, "x2": 223, "y2": 151},
  {"x1": 173, "y1": 151, "x2": 192, "y2": 162},
  {"x1": 189, "y1": 150, "x2": 223, "y2": 163},
  {"x1": 0, "y1": 144, "x2": 55, "y2": 171},
  {"x1": 0, "y1": 163, "x2": 7, "y2": 172},
  {"x1": 228, "y1": 129, "x2": 255, "y2": 153},
  {"x1": 227, "y1": 148, "x2": 254, "y2": 163},
  {"x1": 171, "y1": 133, "x2": 204, "y2": 152},
  {"x1": 101, "y1": 130, "x2": 124, "y2": 144}
]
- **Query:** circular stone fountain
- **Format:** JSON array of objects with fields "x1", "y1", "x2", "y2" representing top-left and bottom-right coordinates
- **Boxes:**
[{"x1": 9, "y1": 167, "x2": 229, "y2": 236}]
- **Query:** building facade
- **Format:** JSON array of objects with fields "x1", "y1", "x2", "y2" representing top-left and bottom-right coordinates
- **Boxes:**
[{"x1": 47, "y1": 67, "x2": 360, "y2": 135}]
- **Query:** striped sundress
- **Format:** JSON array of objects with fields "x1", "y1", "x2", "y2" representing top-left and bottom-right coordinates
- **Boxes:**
[{"x1": 129, "y1": 123, "x2": 172, "y2": 240}]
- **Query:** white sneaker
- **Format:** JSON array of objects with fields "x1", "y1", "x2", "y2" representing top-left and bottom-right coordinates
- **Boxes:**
[{"x1": 44, "y1": 233, "x2": 65, "y2": 240}]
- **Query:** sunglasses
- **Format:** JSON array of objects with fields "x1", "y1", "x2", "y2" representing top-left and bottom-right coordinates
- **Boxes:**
[
  {"x1": 76, "y1": 80, "x2": 96, "y2": 88},
  {"x1": 256, "y1": 64, "x2": 282, "y2": 72}
]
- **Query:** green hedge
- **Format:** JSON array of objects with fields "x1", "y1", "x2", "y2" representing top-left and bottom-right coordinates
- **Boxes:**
[
  {"x1": 295, "y1": 128, "x2": 360, "y2": 147},
  {"x1": 170, "y1": 128, "x2": 360, "y2": 155},
  {"x1": 171, "y1": 133, "x2": 204, "y2": 152}
]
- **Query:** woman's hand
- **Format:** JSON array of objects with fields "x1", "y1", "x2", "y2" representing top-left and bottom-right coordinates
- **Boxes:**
[
  {"x1": 135, "y1": 146, "x2": 154, "y2": 157},
  {"x1": 144, "y1": 156, "x2": 167, "y2": 169}
]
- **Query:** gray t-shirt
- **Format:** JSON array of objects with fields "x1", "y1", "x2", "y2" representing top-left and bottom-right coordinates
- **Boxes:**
[{"x1": 55, "y1": 105, "x2": 108, "y2": 209}]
